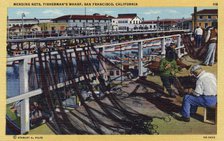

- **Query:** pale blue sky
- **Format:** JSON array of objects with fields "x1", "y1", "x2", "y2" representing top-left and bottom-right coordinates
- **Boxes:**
[{"x1": 8, "y1": 7, "x2": 215, "y2": 20}]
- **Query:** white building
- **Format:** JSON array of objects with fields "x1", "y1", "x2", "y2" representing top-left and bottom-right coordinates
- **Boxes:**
[
  {"x1": 112, "y1": 14, "x2": 143, "y2": 32},
  {"x1": 52, "y1": 13, "x2": 114, "y2": 34},
  {"x1": 137, "y1": 21, "x2": 158, "y2": 31}
]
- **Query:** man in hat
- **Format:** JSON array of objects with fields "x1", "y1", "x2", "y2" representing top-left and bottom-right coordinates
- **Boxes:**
[
  {"x1": 159, "y1": 49, "x2": 179, "y2": 98},
  {"x1": 166, "y1": 43, "x2": 191, "y2": 70},
  {"x1": 179, "y1": 65, "x2": 217, "y2": 122}
]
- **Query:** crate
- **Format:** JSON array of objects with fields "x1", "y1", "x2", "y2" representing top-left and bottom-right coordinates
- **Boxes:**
[{"x1": 203, "y1": 105, "x2": 217, "y2": 124}]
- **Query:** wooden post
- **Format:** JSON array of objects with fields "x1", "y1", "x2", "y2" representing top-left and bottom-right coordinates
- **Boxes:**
[
  {"x1": 177, "y1": 35, "x2": 181, "y2": 58},
  {"x1": 99, "y1": 47, "x2": 106, "y2": 72},
  {"x1": 161, "y1": 37, "x2": 166, "y2": 58},
  {"x1": 19, "y1": 58, "x2": 30, "y2": 134},
  {"x1": 138, "y1": 41, "x2": 143, "y2": 76},
  {"x1": 193, "y1": 7, "x2": 197, "y2": 31}
]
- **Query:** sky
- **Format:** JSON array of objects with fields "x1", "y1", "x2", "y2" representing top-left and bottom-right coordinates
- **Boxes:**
[{"x1": 8, "y1": 7, "x2": 215, "y2": 20}]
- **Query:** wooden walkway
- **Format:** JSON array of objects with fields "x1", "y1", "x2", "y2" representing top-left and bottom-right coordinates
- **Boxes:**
[{"x1": 28, "y1": 55, "x2": 217, "y2": 135}]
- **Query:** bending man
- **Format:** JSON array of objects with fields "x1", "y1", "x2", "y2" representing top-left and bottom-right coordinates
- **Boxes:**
[{"x1": 179, "y1": 65, "x2": 217, "y2": 122}]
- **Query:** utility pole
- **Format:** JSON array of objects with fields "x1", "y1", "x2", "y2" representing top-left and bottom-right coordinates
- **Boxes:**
[
  {"x1": 157, "y1": 16, "x2": 160, "y2": 32},
  {"x1": 21, "y1": 13, "x2": 25, "y2": 39},
  {"x1": 193, "y1": 7, "x2": 197, "y2": 31},
  {"x1": 182, "y1": 17, "x2": 184, "y2": 30},
  {"x1": 84, "y1": 7, "x2": 87, "y2": 35}
]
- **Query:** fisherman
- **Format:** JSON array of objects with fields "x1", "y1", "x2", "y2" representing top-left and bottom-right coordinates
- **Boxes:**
[
  {"x1": 203, "y1": 26, "x2": 218, "y2": 66},
  {"x1": 179, "y1": 65, "x2": 217, "y2": 122},
  {"x1": 30, "y1": 102, "x2": 51, "y2": 127},
  {"x1": 166, "y1": 43, "x2": 191, "y2": 70},
  {"x1": 159, "y1": 49, "x2": 179, "y2": 98},
  {"x1": 194, "y1": 26, "x2": 203, "y2": 48}
]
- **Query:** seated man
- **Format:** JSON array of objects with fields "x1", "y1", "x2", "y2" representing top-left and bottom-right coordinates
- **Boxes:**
[
  {"x1": 30, "y1": 102, "x2": 51, "y2": 127},
  {"x1": 179, "y1": 65, "x2": 217, "y2": 122}
]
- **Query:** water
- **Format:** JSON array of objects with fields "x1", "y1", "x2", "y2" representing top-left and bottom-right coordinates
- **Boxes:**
[
  {"x1": 6, "y1": 59, "x2": 100, "y2": 98},
  {"x1": 7, "y1": 65, "x2": 20, "y2": 98}
]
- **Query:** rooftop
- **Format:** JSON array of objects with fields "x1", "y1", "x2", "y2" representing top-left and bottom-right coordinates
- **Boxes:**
[
  {"x1": 192, "y1": 9, "x2": 218, "y2": 15},
  {"x1": 117, "y1": 13, "x2": 138, "y2": 19},
  {"x1": 53, "y1": 14, "x2": 114, "y2": 21},
  {"x1": 9, "y1": 18, "x2": 51, "y2": 21}
]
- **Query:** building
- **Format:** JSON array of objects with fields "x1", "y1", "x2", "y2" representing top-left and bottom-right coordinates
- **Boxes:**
[
  {"x1": 52, "y1": 13, "x2": 114, "y2": 34},
  {"x1": 39, "y1": 22, "x2": 68, "y2": 32},
  {"x1": 9, "y1": 24, "x2": 41, "y2": 36},
  {"x1": 135, "y1": 20, "x2": 157, "y2": 31},
  {"x1": 138, "y1": 21, "x2": 157, "y2": 31},
  {"x1": 112, "y1": 14, "x2": 142, "y2": 32},
  {"x1": 192, "y1": 9, "x2": 218, "y2": 30},
  {"x1": 8, "y1": 18, "x2": 51, "y2": 28},
  {"x1": 158, "y1": 19, "x2": 181, "y2": 30},
  {"x1": 176, "y1": 18, "x2": 192, "y2": 30}
]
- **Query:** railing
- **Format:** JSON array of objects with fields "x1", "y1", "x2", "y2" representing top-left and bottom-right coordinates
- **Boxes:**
[
  {"x1": 7, "y1": 29, "x2": 190, "y2": 43},
  {"x1": 6, "y1": 34, "x2": 186, "y2": 134},
  {"x1": 8, "y1": 29, "x2": 190, "y2": 39}
]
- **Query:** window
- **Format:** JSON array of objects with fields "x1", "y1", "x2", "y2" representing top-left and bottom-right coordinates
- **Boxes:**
[
  {"x1": 134, "y1": 26, "x2": 138, "y2": 30},
  {"x1": 199, "y1": 16, "x2": 203, "y2": 19},
  {"x1": 199, "y1": 23, "x2": 201, "y2": 26},
  {"x1": 118, "y1": 27, "x2": 126, "y2": 30},
  {"x1": 110, "y1": 71, "x2": 114, "y2": 76},
  {"x1": 116, "y1": 70, "x2": 120, "y2": 75},
  {"x1": 208, "y1": 15, "x2": 211, "y2": 19},
  {"x1": 205, "y1": 23, "x2": 208, "y2": 28}
]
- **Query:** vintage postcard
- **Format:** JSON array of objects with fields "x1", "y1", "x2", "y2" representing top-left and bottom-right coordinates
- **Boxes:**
[{"x1": 0, "y1": 0, "x2": 223, "y2": 141}]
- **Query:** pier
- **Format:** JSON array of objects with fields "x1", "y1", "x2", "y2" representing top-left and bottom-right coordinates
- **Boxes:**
[{"x1": 6, "y1": 30, "x2": 216, "y2": 135}]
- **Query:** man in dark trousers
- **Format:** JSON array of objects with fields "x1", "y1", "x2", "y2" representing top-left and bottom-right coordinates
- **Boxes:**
[{"x1": 159, "y1": 50, "x2": 179, "y2": 98}]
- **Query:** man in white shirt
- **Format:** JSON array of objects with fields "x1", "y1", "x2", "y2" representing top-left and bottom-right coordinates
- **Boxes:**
[
  {"x1": 179, "y1": 65, "x2": 217, "y2": 122},
  {"x1": 194, "y1": 26, "x2": 203, "y2": 48}
]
